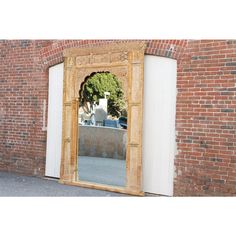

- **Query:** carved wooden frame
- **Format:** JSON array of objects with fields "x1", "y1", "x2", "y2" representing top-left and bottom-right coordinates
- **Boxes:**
[{"x1": 59, "y1": 41, "x2": 146, "y2": 196}]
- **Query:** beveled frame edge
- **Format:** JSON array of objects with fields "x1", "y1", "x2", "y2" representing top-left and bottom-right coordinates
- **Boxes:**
[
  {"x1": 58, "y1": 180, "x2": 145, "y2": 196},
  {"x1": 60, "y1": 41, "x2": 147, "y2": 196}
]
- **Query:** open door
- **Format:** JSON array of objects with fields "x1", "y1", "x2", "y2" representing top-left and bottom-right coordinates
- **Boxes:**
[
  {"x1": 45, "y1": 63, "x2": 64, "y2": 178},
  {"x1": 143, "y1": 56, "x2": 177, "y2": 196}
]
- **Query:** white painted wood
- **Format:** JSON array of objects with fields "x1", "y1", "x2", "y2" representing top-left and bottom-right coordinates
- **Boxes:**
[
  {"x1": 142, "y1": 56, "x2": 177, "y2": 196},
  {"x1": 45, "y1": 63, "x2": 64, "y2": 178}
]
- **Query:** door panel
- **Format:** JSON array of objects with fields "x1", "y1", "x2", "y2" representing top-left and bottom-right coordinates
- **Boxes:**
[
  {"x1": 143, "y1": 56, "x2": 177, "y2": 196},
  {"x1": 45, "y1": 63, "x2": 64, "y2": 178}
]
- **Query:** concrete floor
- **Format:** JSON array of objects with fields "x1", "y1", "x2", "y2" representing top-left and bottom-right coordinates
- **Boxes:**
[
  {"x1": 78, "y1": 156, "x2": 126, "y2": 187},
  {"x1": 0, "y1": 171, "x2": 128, "y2": 197}
]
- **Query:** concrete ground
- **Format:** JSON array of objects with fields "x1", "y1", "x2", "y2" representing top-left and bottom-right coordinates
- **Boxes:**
[
  {"x1": 0, "y1": 171, "x2": 128, "y2": 197},
  {"x1": 78, "y1": 156, "x2": 126, "y2": 187}
]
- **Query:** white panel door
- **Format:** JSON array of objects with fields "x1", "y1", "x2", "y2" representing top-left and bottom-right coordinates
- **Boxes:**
[
  {"x1": 45, "y1": 63, "x2": 64, "y2": 178},
  {"x1": 142, "y1": 56, "x2": 177, "y2": 196}
]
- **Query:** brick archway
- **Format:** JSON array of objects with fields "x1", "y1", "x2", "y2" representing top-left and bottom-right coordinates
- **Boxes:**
[{"x1": 40, "y1": 40, "x2": 188, "y2": 70}]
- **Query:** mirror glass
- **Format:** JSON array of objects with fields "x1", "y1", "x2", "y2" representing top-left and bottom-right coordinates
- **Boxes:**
[{"x1": 77, "y1": 72, "x2": 127, "y2": 187}]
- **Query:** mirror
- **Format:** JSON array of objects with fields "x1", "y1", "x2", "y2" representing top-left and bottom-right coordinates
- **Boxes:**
[
  {"x1": 77, "y1": 72, "x2": 127, "y2": 187},
  {"x1": 61, "y1": 42, "x2": 146, "y2": 195}
]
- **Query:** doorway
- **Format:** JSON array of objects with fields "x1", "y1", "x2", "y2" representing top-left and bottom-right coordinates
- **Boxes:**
[{"x1": 45, "y1": 50, "x2": 177, "y2": 196}]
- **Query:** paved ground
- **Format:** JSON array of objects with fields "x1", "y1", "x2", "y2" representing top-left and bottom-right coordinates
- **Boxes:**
[
  {"x1": 0, "y1": 171, "x2": 128, "y2": 197},
  {"x1": 78, "y1": 156, "x2": 126, "y2": 187}
]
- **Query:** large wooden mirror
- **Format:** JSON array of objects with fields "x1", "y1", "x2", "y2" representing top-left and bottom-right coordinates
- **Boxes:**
[{"x1": 59, "y1": 42, "x2": 146, "y2": 196}]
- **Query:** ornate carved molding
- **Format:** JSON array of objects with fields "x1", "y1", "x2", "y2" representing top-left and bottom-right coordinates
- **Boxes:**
[{"x1": 63, "y1": 41, "x2": 146, "y2": 57}]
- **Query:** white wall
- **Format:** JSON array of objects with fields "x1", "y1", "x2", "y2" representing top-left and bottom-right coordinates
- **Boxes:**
[
  {"x1": 45, "y1": 63, "x2": 64, "y2": 178},
  {"x1": 142, "y1": 56, "x2": 177, "y2": 196}
]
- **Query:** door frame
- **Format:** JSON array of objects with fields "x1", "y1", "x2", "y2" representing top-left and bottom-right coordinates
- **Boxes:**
[{"x1": 59, "y1": 42, "x2": 146, "y2": 196}]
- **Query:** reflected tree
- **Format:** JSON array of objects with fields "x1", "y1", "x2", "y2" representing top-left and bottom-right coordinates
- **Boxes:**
[{"x1": 79, "y1": 72, "x2": 126, "y2": 117}]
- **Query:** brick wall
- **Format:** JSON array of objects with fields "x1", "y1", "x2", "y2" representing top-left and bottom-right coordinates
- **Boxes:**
[
  {"x1": 175, "y1": 40, "x2": 236, "y2": 196},
  {"x1": 0, "y1": 40, "x2": 48, "y2": 175},
  {"x1": 0, "y1": 39, "x2": 235, "y2": 195}
]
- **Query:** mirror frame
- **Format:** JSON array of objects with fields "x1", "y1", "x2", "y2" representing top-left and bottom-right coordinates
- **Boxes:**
[{"x1": 59, "y1": 41, "x2": 146, "y2": 196}]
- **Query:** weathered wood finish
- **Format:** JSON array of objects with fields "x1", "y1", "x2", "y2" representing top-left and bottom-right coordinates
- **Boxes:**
[{"x1": 60, "y1": 42, "x2": 146, "y2": 196}]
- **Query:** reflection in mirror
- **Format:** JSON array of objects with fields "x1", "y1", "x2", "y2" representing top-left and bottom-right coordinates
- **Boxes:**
[{"x1": 77, "y1": 72, "x2": 127, "y2": 187}]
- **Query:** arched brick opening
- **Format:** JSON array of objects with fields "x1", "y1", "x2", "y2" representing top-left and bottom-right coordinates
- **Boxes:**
[
  {"x1": 40, "y1": 40, "x2": 188, "y2": 69},
  {"x1": 41, "y1": 40, "x2": 188, "y2": 195}
]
